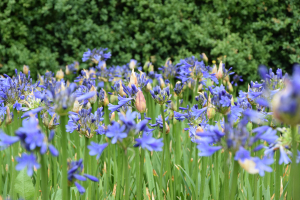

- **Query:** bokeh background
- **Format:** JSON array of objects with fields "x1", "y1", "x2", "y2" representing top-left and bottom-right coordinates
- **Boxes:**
[{"x1": 1, "y1": 0, "x2": 299, "y2": 84}]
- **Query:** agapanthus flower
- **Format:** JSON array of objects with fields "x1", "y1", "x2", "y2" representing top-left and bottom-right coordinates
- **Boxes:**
[
  {"x1": 82, "y1": 48, "x2": 111, "y2": 69},
  {"x1": 231, "y1": 74, "x2": 243, "y2": 87},
  {"x1": 150, "y1": 86, "x2": 171, "y2": 105},
  {"x1": 209, "y1": 85, "x2": 232, "y2": 114},
  {"x1": 0, "y1": 131, "x2": 19, "y2": 150},
  {"x1": 88, "y1": 142, "x2": 108, "y2": 159},
  {"x1": 66, "y1": 107, "x2": 104, "y2": 138},
  {"x1": 16, "y1": 153, "x2": 40, "y2": 176},
  {"x1": 106, "y1": 121, "x2": 127, "y2": 144},
  {"x1": 15, "y1": 116, "x2": 59, "y2": 156},
  {"x1": 68, "y1": 159, "x2": 99, "y2": 194},
  {"x1": 135, "y1": 132, "x2": 163, "y2": 151}
]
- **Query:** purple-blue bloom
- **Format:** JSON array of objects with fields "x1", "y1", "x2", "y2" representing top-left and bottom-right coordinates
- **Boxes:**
[
  {"x1": 106, "y1": 122, "x2": 127, "y2": 144},
  {"x1": 135, "y1": 132, "x2": 163, "y2": 151},
  {"x1": 0, "y1": 131, "x2": 19, "y2": 150},
  {"x1": 16, "y1": 153, "x2": 40, "y2": 176},
  {"x1": 88, "y1": 142, "x2": 108, "y2": 159}
]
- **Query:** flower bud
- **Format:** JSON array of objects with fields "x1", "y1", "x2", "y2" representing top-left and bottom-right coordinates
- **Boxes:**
[
  {"x1": 128, "y1": 68, "x2": 138, "y2": 88},
  {"x1": 86, "y1": 102, "x2": 92, "y2": 110},
  {"x1": 23, "y1": 65, "x2": 29, "y2": 75},
  {"x1": 110, "y1": 112, "x2": 115, "y2": 121},
  {"x1": 135, "y1": 90, "x2": 146, "y2": 113},
  {"x1": 238, "y1": 159, "x2": 259, "y2": 174},
  {"x1": 129, "y1": 59, "x2": 137, "y2": 70},
  {"x1": 216, "y1": 61, "x2": 223, "y2": 80},
  {"x1": 5, "y1": 107, "x2": 12, "y2": 125},
  {"x1": 227, "y1": 82, "x2": 233, "y2": 93},
  {"x1": 72, "y1": 100, "x2": 81, "y2": 113},
  {"x1": 65, "y1": 65, "x2": 70, "y2": 75},
  {"x1": 89, "y1": 85, "x2": 97, "y2": 104},
  {"x1": 207, "y1": 107, "x2": 216, "y2": 120},
  {"x1": 56, "y1": 69, "x2": 64, "y2": 80},
  {"x1": 159, "y1": 78, "x2": 165, "y2": 88},
  {"x1": 201, "y1": 53, "x2": 208, "y2": 63},
  {"x1": 166, "y1": 123, "x2": 170, "y2": 134},
  {"x1": 48, "y1": 113, "x2": 58, "y2": 130},
  {"x1": 165, "y1": 58, "x2": 172, "y2": 67},
  {"x1": 145, "y1": 82, "x2": 152, "y2": 92}
]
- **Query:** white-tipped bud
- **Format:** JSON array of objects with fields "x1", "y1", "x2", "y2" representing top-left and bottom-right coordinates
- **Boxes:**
[
  {"x1": 23, "y1": 65, "x2": 29, "y2": 75},
  {"x1": 146, "y1": 82, "x2": 152, "y2": 92},
  {"x1": 129, "y1": 59, "x2": 137, "y2": 70},
  {"x1": 65, "y1": 65, "x2": 70, "y2": 75},
  {"x1": 128, "y1": 68, "x2": 138, "y2": 88},
  {"x1": 216, "y1": 61, "x2": 223, "y2": 80},
  {"x1": 72, "y1": 100, "x2": 81, "y2": 113},
  {"x1": 227, "y1": 82, "x2": 233, "y2": 93},
  {"x1": 202, "y1": 53, "x2": 208, "y2": 63},
  {"x1": 56, "y1": 69, "x2": 64, "y2": 80},
  {"x1": 159, "y1": 78, "x2": 165, "y2": 88},
  {"x1": 136, "y1": 90, "x2": 146, "y2": 113},
  {"x1": 89, "y1": 85, "x2": 97, "y2": 104},
  {"x1": 110, "y1": 112, "x2": 115, "y2": 121},
  {"x1": 238, "y1": 159, "x2": 259, "y2": 174}
]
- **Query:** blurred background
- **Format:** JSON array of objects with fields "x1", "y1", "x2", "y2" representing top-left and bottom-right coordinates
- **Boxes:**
[{"x1": 0, "y1": 0, "x2": 299, "y2": 85}]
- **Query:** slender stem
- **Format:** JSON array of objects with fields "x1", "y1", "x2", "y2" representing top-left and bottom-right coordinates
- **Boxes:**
[
  {"x1": 60, "y1": 115, "x2": 69, "y2": 200},
  {"x1": 195, "y1": 148, "x2": 199, "y2": 199},
  {"x1": 223, "y1": 115, "x2": 229, "y2": 200},
  {"x1": 34, "y1": 169, "x2": 41, "y2": 199},
  {"x1": 159, "y1": 104, "x2": 167, "y2": 199},
  {"x1": 41, "y1": 154, "x2": 49, "y2": 200},
  {"x1": 175, "y1": 95, "x2": 181, "y2": 196},
  {"x1": 291, "y1": 125, "x2": 299, "y2": 200},
  {"x1": 124, "y1": 150, "x2": 130, "y2": 200},
  {"x1": 229, "y1": 161, "x2": 239, "y2": 200},
  {"x1": 200, "y1": 157, "x2": 207, "y2": 198},
  {"x1": 275, "y1": 150, "x2": 280, "y2": 200},
  {"x1": 137, "y1": 114, "x2": 145, "y2": 200}
]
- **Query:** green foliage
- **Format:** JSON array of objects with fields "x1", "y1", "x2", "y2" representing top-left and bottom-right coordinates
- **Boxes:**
[
  {"x1": 0, "y1": 0, "x2": 299, "y2": 83},
  {"x1": 14, "y1": 169, "x2": 35, "y2": 199}
]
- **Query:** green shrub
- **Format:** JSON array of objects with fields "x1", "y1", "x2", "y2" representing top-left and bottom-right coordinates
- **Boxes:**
[{"x1": 0, "y1": 0, "x2": 299, "y2": 83}]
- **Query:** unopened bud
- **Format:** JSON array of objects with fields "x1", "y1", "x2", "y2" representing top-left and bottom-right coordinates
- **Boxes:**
[
  {"x1": 48, "y1": 113, "x2": 57, "y2": 130},
  {"x1": 86, "y1": 102, "x2": 92, "y2": 110},
  {"x1": 166, "y1": 123, "x2": 170, "y2": 134},
  {"x1": 89, "y1": 85, "x2": 97, "y2": 104},
  {"x1": 227, "y1": 82, "x2": 233, "y2": 93},
  {"x1": 135, "y1": 90, "x2": 146, "y2": 113},
  {"x1": 207, "y1": 107, "x2": 216, "y2": 119},
  {"x1": 23, "y1": 65, "x2": 29, "y2": 75},
  {"x1": 128, "y1": 69, "x2": 138, "y2": 88},
  {"x1": 5, "y1": 107, "x2": 12, "y2": 125},
  {"x1": 159, "y1": 78, "x2": 165, "y2": 88},
  {"x1": 201, "y1": 53, "x2": 208, "y2": 63},
  {"x1": 110, "y1": 112, "x2": 115, "y2": 121},
  {"x1": 216, "y1": 61, "x2": 223, "y2": 80},
  {"x1": 165, "y1": 58, "x2": 172, "y2": 67},
  {"x1": 56, "y1": 69, "x2": 64, "y2": 80},
  {"x1": 65, "y1": 65, "x2": 70, "y2": 75},
  {"x1": 72, "y1": 100, "x2": 81, "y2": 113},
  {"x1": 129, "y1": 59, "x2": 137, "y2": 70},
  {"x1": 146, "y1": 82, "x2": 152, "y2": 92}
]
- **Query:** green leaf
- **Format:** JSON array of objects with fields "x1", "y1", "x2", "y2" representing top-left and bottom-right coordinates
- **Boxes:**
[{"x1": 14, "y1": 169, "x2": 35, "y2": 200}]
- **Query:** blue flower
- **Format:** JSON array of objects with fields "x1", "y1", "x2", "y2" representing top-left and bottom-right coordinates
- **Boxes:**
[
  {"x1": 150, "y1": 86, "x2": 172, "y2": 105},
  {"x1": 197, "y1": 142, "x2": 222, "y2": 157},
  {"x1": 135, "y1": 132, "x2": 163, "y2": 151},
  {"x1": 106, "y1": 122, "x2": 127, "y2": 144},
  {"x1": 279, "y1": 146, "x2": 291, "y2": 164},
  {"x1": 68, "y1": 159, "x2": 99, "y2": 194},
  {"x1": 16, "y1": 153, "x2": 40, "y2": 176},
  {"x1": 88, "y1": 142, "x2": 108, "y2": 159},
  {"x1": 0, "y1": 131, "x2": 19, "y2": 150},
  {"x1": 13, "y1": 100, "x2": 22, "y2": 111},
  {"x1": 253, "y1": 156, "x2": 273, "y2": 176}
]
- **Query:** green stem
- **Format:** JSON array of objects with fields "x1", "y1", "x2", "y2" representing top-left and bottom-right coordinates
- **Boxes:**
[
  {"x1": 200, "y1": 157, "x2": 207, "y2": 198},
  {"x1": 275, "y1": 150, "x2": 280, "y2": 200},
  {"x1": 124, "y1": 150, "x2": 130, "y2": 200},
  {"x1": 195, "y1": 148, "x2": 199, "y2": 199},
  {"x1": 60, "y1": 115, "x2": 69, "y2": 200},
  {"x1": 175, "y1": 96, "x2": 181, "y2": 196},
  {"x1": 159, "y1": 104, "x2": 167, "y2": 199},
  {"x1": 229, "y1": 161, "x2": 239, "y2": 200},
  {"x1": 223, "y1": 115, "x2": 229, "y2": 200},
  {"x1": 41, "y1": 154, "x2": 49, "y2": 200},
  {"x1": 291, "y1": 125, "x2": 299, "y2": 200},
  {"x1": 137, "y1": 114, "x2": 145, "y2": 200},
  {"x1": 34, "y1": 169, "x2": 41, "y2": 199}
]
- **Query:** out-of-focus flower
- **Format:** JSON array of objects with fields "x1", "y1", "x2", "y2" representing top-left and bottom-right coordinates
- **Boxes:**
[
  {"x1": 88, "y1": 142, "x2": 108, "y2": 159},
  {"x1": 68, "y1": 159, "x2": 99, "y2": 194},
  {"x1": 16, "y1": 153, "x2": 40, "y2": 176},
  {"x1": 135, "y1": 132, "x2": 163, "y2": 151}
]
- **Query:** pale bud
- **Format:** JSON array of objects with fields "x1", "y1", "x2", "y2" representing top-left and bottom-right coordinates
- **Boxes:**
[
  {"x1": 224, "y1": 75, "x2": 230, "y2": 82},
  {"x1": 207, "y1": 107, "x2": 216, "y2": 120},
  {"x1": 56, "y1": 69, "x2": 64, "y2": 80},
  {"x1": 129, "y1": 59, "x2": 137, "y2": 70},
  {"x1": 48, "y1": 113, "x2": 57, "y2": 130},
  {"x1": 65, "y1": 65, "x2": 70, "y2": 75},
  {"x1": 110, "y1": 112, "x2": 115, "y2": 121},
  {"x1": 135, "y1": 90, "x2": 146, "y2": 113},
  {"x1": 159, "y1": 78, "x2": 165, "y2": 88},
  {"x1": 216, "y1": 61, "x2": 223, "y2": 80},
  {"x1": 227, "y1": 82, "x2": 233, "y2": 93},
  {"x1": 146, "y1": 82, "x2": 152, "y2": 92},
  {"x1": 118, "y1": 83, "x2": 127, "y2": 97},
  {"x1": 86, "y1": 102, "x2": 92, "y2": 110},
  {"x1": 165, "y1": 58, "x2": 172, "y2": 67},
  {"x1": 238, "y1": 159, "x2": 259, "y2": 174},
  {"x1": 89, "y1": 85, "x2": 97, "y2": 104},
  {"x1": 72, "y1": 100, "x2": 81, "y2": 113},
  {"x1": 103, "y1": 91, "x2": 109, "y2": 106},
  {"x1": 166, "y1": 123, "x2": 170, "y2": 134},
  {"x1": 201, "y1": 53, "x2": 208, "y2": 63},
  {"x1": 5, "y1": 107, "x2": 12, "y2": 125},
  {"x1": 128, "y1": 69, "x2": 138, "y2": 88},
  {"x1": 23, "y1": 65, "x2": 29, "y2": 75}
]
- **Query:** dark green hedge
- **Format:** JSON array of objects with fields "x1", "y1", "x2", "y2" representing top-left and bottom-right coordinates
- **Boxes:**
[{"x1": 1, "y1": 0, "x2": 299, "y2": 83}]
